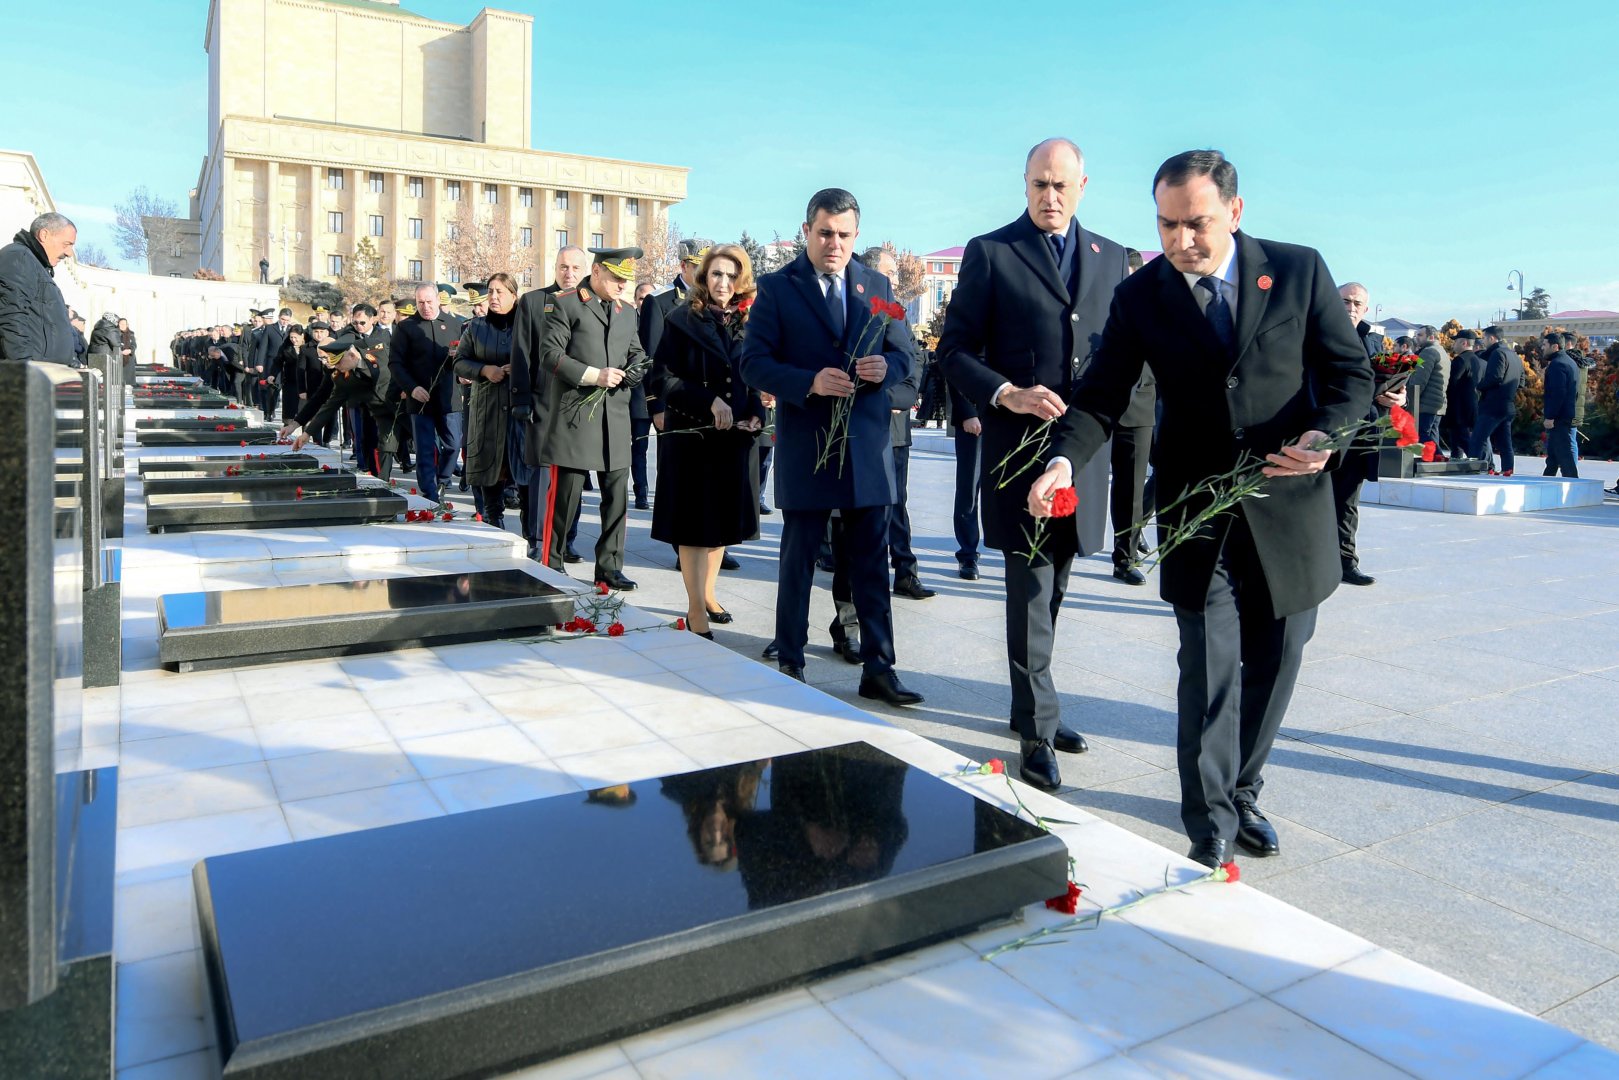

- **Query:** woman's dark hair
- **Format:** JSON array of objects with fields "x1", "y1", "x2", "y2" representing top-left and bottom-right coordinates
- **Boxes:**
[
  {"x1": 287, "y1": 324, "x2": 305, "y2": 338},
  {"x1": 1152, "y1": 150, "x2": 1238, "y2": 202},
  {"x1": 805, "y1": 187, "x2": 860, "y2": 225}
]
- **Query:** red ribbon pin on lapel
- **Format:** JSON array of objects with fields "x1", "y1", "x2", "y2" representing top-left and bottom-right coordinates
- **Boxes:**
[
  {"x1": 1090, "y1": 242, "x2": 1100, "y2": 253},
  {"x1": 1257, "y1": 275, "x2": 1273, "y2": 291},
  {"x1": 855, "y1": 283, "x2": 865, "y2": 294}
]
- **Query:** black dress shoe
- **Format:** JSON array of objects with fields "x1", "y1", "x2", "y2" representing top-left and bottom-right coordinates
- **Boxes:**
[
  {"x1": 759, "y1": 502, "x2": 773, "y2": 515},
  {"x1": 1019, "y1": 739, "x2": 1061, "y2": 792},
  {"x1": 525, "y1": 541, "x2": 539, "y2": 561},
  {"x1": 779, "y1": 662, "x2": 805, "y2": 682},
  {"x1": 634, "y1": 497, "x2": 650, "y2": 511},
  {"x1": 1052, "y1": 724, "x2": 1088, "y2": 754},
  {"x1": 563, "y1": 546, "x2": 584, "y2": 564},
  {"x1": 831, "y1": 638, "x2": 863, "y2": 665},
  {"x1": 858, "y1": 670, "x2": 924, "y2": 706},
  {"x1": 597, "y1": 571, "x2": 637, "y2": 591},
  {"x1": 762, "y1": 640, "x2": 780, "y2": 661},
  {"x1": 893, "y1": 576, "x2": 937, "y2": 600},
  {"x1": 1112, "y1": 566, "x2": 1147, "y2": 586},
  {"x1": 815, "y1": 556, "x2": 836, "y2": 573},
  {"x1": 690, "y1": 628, "x2": 715, "y2": 641},
  {"x1": 1341, "y1": 564, "x2": 1375, "y2": 586},
  {"x1": 720, "y1": 554, "x2": 741, "y2": 571},
  {"x1": 958, "y1": 562, "x2": 979, "y2": 580},
  {"x1": 1235, "y1": 804, "x2": 1280, "y2": 857},
  {"x1": 1186, "y1": 838, "x2": 1229, "y2": 869},
  {"x1": 706, "y1": 607, "x2": 734, "y2": 625}
]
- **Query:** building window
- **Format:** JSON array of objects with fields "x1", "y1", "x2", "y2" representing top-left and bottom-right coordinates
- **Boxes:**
[
  {"x1": 408, "y1": 218, "x2": 423, "y2": 239},
  {"x1": 408, "y1": 259, "x2": 423, "y2": 279},
  {"x1": 554, "y1": 191, "x2": 569, "y2": 211},
  {"x1": 327, "y1": 168, "x2": 344, "y2": 190},
  {"x1": 447, "y1": 267, "x2": 460, "y2": 284},
  {"x1": 408, "y1": 176, "x2": 424, "y2": 198},
  {"x1": 591, "y1": 232, "x2": 605, "y2": 248},
  {"x1": 519, "y1": 187, "x2": 533, "y2": 208},
  {"x1": 327, "y1": 211, "x2": 344, "y2": 233},
  {"x1": 368, "y1": 172, "x2": 385, "y2": 194},
  {"x1": 626, "y1": 198, "x2": 639, "y2": 217},
  {"x1": 446, "y1": 222, "x2": 459, "y2": 241},
  {"x1": 328, "y1": 254, "x2": 343, "y2": 275},
  {"x1": 484, "y1": 185, "x2": 499, "y2": 205},
  {"x1": 519, "y1": 227, "x2": 532, "y2": 248},
  {"x1": 369, "y1": 215, "x2": 384, "y2": 237},
  {"x1": 521, "y1": 268, "x2": 532, "y2": 286},
  {"x1": 590, "y1": 194, "x2": 605, "y2": 215},
  {"x1": 446, "y1": 180, "x2": 462, "y2": 201},
  {"x1": 554, "y1": 229, "x2": 568, "y2": 248}
]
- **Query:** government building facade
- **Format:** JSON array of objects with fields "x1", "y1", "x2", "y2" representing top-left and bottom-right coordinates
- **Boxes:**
[{"x1": 181, "y1": 0, "x2": 688, "y2": 286}]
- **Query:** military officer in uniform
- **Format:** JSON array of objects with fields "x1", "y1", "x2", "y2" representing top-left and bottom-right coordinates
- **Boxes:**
[{"x1": 513, "y1": 247, "x2": 649, "y2": 588}]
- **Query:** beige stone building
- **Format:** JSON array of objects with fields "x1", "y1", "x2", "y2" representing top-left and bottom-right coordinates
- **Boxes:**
[{"x1": 182, "y1": 0, "x2": 687, "y2": 287}]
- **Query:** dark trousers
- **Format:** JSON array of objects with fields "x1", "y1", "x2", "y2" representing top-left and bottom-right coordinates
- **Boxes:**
[
  {"x1": 1417, "y1": 411, "x2": 1444, "y2": 450},
  {"x1": 889, "y1": 445, "x2": 917, "y2": 581},
  {"x1": 777, "y1": 506, "x2": 894, "y2": 673},
  {"x1": 1004, "y1": 545, "x2": 1076, "y2": 741},
  {"x1": 1110, "y1": 425, "x2": 1152, "y2": 568},
  {"x1": 1172, "y1": 513, "x2": 1316, "y2": 844},
  {"x1": 630, "y1": 417, "x2": 652, "y2": 502},
  {"x1": 1471, "y1": 411, "x2": 1515, "y2": 472},
  {"x1": 758, "y1": 443, "x2": 773, "y2": 506},
  {"x1": 953, "y1": 430, "x2": 981, "y2": 565},
  {"x1": 1544, "y1": 421, "x2": 1578, "y2": 477},
  {"x1": 256, "y1": 376, "x2": 277, "y2": 418},
  {"x1": 828, "y1": 514, "x2": 859, "y2": 642},
  {"x1": 1443, "y1": 418, "x2": 1471, "y2": 461},
  {"x1": 1330, "y1": 463, "x2": 1364, "y2": 569},
  {"x1": 551, "y1": 467, "x2": 628, "y2": 578}
]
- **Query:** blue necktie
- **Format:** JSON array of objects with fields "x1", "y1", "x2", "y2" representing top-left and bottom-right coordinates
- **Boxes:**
[
  {"x1": 1199, "y1": 276, "x2": 1234, "y2": 350},
  {"x1": 823, "y1": 273, "x2": 845, "y2": 338},
  {"x1": 1048, "y1": 233, "x2": 1065, "y2": 264}
]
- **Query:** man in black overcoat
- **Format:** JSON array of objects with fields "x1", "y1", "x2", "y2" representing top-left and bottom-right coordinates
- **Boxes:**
[
  {"x1": 937, "y1": 138, "x2": 1125, "y2": 790},
  {"x1": 1471, "y1": 326, "x2": 1521, "y2": 474},
  {"x1": 1029, "y1": 151, "x2": 1372, "y2": 868}
]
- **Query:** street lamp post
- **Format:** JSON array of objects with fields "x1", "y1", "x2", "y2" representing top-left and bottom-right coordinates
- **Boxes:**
[{"x1": 1506, "y1": 269, "x2": 1525, "y2": 319}]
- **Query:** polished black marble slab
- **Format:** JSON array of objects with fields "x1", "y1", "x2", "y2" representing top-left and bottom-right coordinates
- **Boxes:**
[
  {"x1": 195, "y1": 742, "x2": 1067, "y2": 1079},
  {"x1": 138, "y1": 454, "x2": 321, "y2": 476},
  {"x1": 1413, "y1": 458, "x2": 1487, "y2": 476},
  {"x1": 145, "y1": 487, "x2": 408, "y2": 534},
  {"x1": 132, "y1": 396, "x2": 234, "y2": 410},
  {"x1": 157, "y1": 567, "x2": 571, "y2": 670},
  {"x1": 141, "y1": 469, "x2": 358, "y2": 497},
  {"x1": 134, "y1": 417, "x2": 249, "y2": 431},
  {"x1": 136, "y1": 429, "x2": 286, "y2": 447}
]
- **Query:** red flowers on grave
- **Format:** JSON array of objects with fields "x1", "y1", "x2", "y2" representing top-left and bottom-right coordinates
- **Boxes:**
[
  {"x1": 987, "y1": 758, "x2": 1006, "y2": 775},
  {"x1": 675, "y1": 618, "x2": 686, "y2": 631},
  {"x1": 564, "y1": 616, "x2": 597, "y2": 634},
  {"x1": 1218, "y1": 861, "x2": 1240, "y2": 884},
  {"x1": 472, "y1": 512, "x2": 483, "y2": 522},
  {"x1": 965, "y1": 758, "x2": 1007, "y2": 777},
  {"x1": 295, "y1": 486, "x2": 305, "y2": 499},
  {"x1": 1049, "y1": 487, "x2": 1079, "y2": 518},
  {"x1": 440, "y1": 512, "x2": 452, "y2": 521},
  {"x1": 607, "y1": 622, "x2": 625, "y2": 637},
  {"x1": 1420, "y1": 441, "x2": 1437, "y2": 462},
  {"x1": 596, "y1": 581, "x2": 610, "y2": 596},
  {"x1": 1045, "y1": 881, "x2": 1083, "y2": 915},
  {"x1": 1388, "y1": 405, "x2": 1419, "y2": 448},
  {"x1": 320, "y1": 464, "x2": 332, "y2": 472}
]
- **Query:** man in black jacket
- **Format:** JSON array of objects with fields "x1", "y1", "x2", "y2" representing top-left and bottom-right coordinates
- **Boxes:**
[
  {"x1": 1470, "y1": 326, "x2": 1521, "y2": 474},
  {"x1": 1029, "y1": 150, "x2": 1372, "y2": 868},
  {"x1": 255, "y1": 308, "x2": 293, "y2": 420},
  {"x1": 1540, "y1": 332, "x2": 1579, "y2": 477},
  {"x1": 287, "y1": 303, "x2": 395, "y2": 476},
  {"x1": 1443, "y1": 330, "x2": 1480, "y2": 458},
  {"x1": 0, "y1": 213, "x2": 78, "y2": 365},
  {"x1": 938, "y1": 137, "x2": 1126, "y2": 790},
  {"x1": 388, "y1": 284, "x2": 462, "y2": 505}
]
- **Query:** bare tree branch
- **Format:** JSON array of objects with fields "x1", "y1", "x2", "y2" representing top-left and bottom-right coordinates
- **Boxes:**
[{"x1": 113, "y1": 185, "x2": 179, "y2": 263}]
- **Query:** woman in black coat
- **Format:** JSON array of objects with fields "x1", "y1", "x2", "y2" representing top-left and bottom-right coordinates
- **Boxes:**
[
  {"x1": 650, "y1": 244, "x2": 764, "y2": 637},
  {"x1": 274, "y1": 326, "x2": 305, "y2": 425},
  {"x1": 452, "y1": 273, "x2": 521, "y2": 537}
]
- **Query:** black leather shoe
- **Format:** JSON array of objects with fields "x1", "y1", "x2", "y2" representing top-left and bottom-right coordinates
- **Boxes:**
[
  {"x1": 1112, "y1": 566, "x2": 1147, "y2": 586},
  {"x1": 893, "y1": 576, "x2": 937, "y2": 600},
  {"x1": 597, "y1": 571, "x2": 637, "y2": 591},
  {"x1": 525, "y1": 541, "x2": 539, "y2": 561},
  {"x1": 563, "y1": 546, "x2": 584, "y2": 564},
  {"x1": 1186, "y1": 838, "x2": 1229, "y2": 869},
  {"x1": 1341, "y1": 564, "x2": 1375, "y2": 586},
  {"x1": 858, "y1": 670, "x2": 924, "y2": 706},
  {"x1": 831, "y1": 638, "x2": 863, "y2": 665},
  {"x1": 815, "y1": 556, "x2": 836, "y2": 573},
  {"x1": 1018, "y1": 739, "x2": 1061, "y2": 792},
  {"x1": 706, "y1": 607, "x2": 733, "y2": 625},
  {"x1": 779, "y1": 662, "x2": 805, "y2": 682},
  {"x1": 690, "y1": 628, "x2": 715, "y2": 641},
  {"x1": 634, "y1": 497, "x2": 650, "y2": 511},
  {"x1": 759, "y1": 502, "x2": 773, "y2": 515},
  {"x1": 1053, "y1": 724, "x2": 1089, "y2": 754},
  {"x1": 1235, "y1": 804, "x2": 1280, "y2": 857},
  {"x1": 762, "y1": 640, "x2": 780, "y2": 661},
  {"x1": 721, "y1": 554, "x2": 741, "y2": 571},
  {"x1": 958, "y1": 562, "x2": 979, "y2": 580}
]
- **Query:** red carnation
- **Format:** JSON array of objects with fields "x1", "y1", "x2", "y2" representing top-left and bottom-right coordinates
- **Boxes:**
[
  {"x1": 258, "y1": 454, "x2": 267, "y2": 459},
  {"x1": 1220, "y1": 861, "x2": 1241, "y2": 884},
  {"x1": 320, "y1": 465, "x2": 332, "y2": 472},
  {"x1": 869, "y1": 296, "x2": 886, "y2": 316},
  {"x1": 410, "y1": 487, "x2": 418, "y2": 495},
  {"x1": 987, "y1": 758, "x2": 1005, "y2": 775},
  {"x1": 1044, "y1": 881, "x2": 1082, "y2": 915},
  {"x1": 1049, "y1": 487, "x2": 1079, "y2": 517},
  {"x1": 887, "y1": 300, "x2": 906, "y2": 320},
  {"x1": 295, "y1": 486, "x2": 305, "y2": 498},
  {"x1": 441, "y1": 512, "x2": 453, "y2": 521},
  {"x1": 450, "y1": 340, "x2": 460, "y2": 349},
  {"x1": 737, "y1": 297, "x2": 754, "y2": 312},
  {"x1": 675, "y1": 618, "x2": 686, "y2": 631},
  {"x1": 1420, "y1": 441, "x2": 1437, "y2": 462},
  {"x1": 240, "y1": 440, "x2": 247, "y2": 447},
  {"x1": 1389, "y1": 405, "x2": 1418, "y2": 448},
  {"x1": 607, "y1": 622, "x2": 625, "y2": 637},
  {"x1": 472, "y1": 512, "x2": 483, "y2": 522},
  {"x1": 596, "y1": 581, "x2": 610, "y2": 595}
]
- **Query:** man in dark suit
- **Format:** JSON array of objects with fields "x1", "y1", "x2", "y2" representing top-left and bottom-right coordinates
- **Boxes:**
[
  {"x1": 1443, "y1": 330, "x2": 1480, "y2": 458},
  {"x1": 938, "y1": 137, "x2": 1125, "y2": 790},
  {"x1": 387, "y1": 284, "x2": 462, "y2": 506},
  {"x1": 514, "y1": 247, "x2": 648, "y2": 589},
  {"x1": 256, "y1": 307, "x2": 293, "y2": 420},
  {"x1": 947, "y1": 378, "x2": 983, "y2": 578},
  {"x1": 1471, "y1": 326, "x2": 1521, "y2": 474},
  {"x1": 740, "y1": 188, "x2": 923, "y2": 705},
  {"x1": 1540, "y1": 331, "x2": 1580, "y2": 477},
  {"x1": 1331, "y1": 282, "x2": 1396, "y2": 586},
  {"x1": 1028, "y1": 150, "x2": 1372, "y2": 868}
]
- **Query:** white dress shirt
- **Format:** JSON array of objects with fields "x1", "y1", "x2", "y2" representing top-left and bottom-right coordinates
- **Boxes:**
[{"x1": 1182, "y1": 240, "x2": 1239, "y2": 320}]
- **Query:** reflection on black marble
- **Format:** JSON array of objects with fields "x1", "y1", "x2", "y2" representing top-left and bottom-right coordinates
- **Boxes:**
[
  {"x1": 161, "y1": 568, "x2": 561, "y2": 629},
  {"x1": 138, "y1": 454, "x2": 321, "y2": 475},
  {"x1": 146, "y1": 487, "x2": 381, "y2": 508},
  {"x1": 54, "y1": 770, "x2": 115, "y2": 963},
  {"x1": 196, "y1": 743, "x2": 1050, "y2": 1044}
]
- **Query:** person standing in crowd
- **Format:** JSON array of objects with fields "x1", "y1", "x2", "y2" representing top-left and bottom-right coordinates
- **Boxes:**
[
  {"x1": 947, "y1": 375, "x2": 982, "y2": 579},
  {"x1": 388, "y1": 283, "x2": 462, "y2": 507},
  {"x1": 860, "y1": 246, "x2": 933, "y2": 601},
  {"x1": 515, "y1": 247, "x2": 648, "y2": 589},
  {"x1": 0, "y1": 212, "x2": 78, "y2": 365},
  {"x1": 1444, "y1": 329, "x2": 1480, "y2": 458},
  {"x1": 299, "y1": 319, "x2": 337, "y2": 446},
  {"x1": 740, "y1": 187, "x2": 923, "y2": 706},
  {"x1": 88, "y1": 311, "x2": 122, "y2": 363},
  {"x1": 377, "y1": 299, "x2": 397, "y2": 335},
  {"x1": 454, "y1": 274, "x2": 524, "y2": 538},
  {"x1": 270, "y1": 322, "x2": 305, "y2": 424},
  {"x1": 288, "y1": 303, "x2": 396, "y2": 475},
  {"x1": 1027, "y1": 149, "x2": 1372, "y2": 868},
  {"x1": 1415, "y1": 324, "x2": 1450, "y2": 451},
  {"x1": 1471, "y1": 325, "x2": 1520, "y2": 475},
  {"x1": 1333, "y1": 282, "x2": 1398, "y2": 586},
  {"x1": 1541, "y1": 331, "x2": 1579, "y2": 477},
  {"x1": 540, "y1": 245, "x2": 593, "y2": 562},
  {"x1": 116, "y1": 316, "x2": 137, "y2": 366},
  {"x1": 937, "y1": 138, "x2": 1126, "y2": 789},
  {"x1": 71, "y1": 313, "x2": 89, "y2": 363},
  {"x1": 650, "y1": 243, "x2": 765, "y2": 636}
]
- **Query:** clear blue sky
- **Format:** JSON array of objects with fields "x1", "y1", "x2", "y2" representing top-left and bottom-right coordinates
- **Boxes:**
[{"x1": 11, "y1": 0, "x2": 1617, "y2": 325}]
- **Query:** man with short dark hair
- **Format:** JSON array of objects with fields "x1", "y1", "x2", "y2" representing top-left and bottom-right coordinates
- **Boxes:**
[
  {"x1": 1541, "y1": 331, "x2": 1579, "y2": 477},
  {"x1": 1028, "y1": 149, "x2": 1372, "y2": 868},
  {"x1": 1471, "y1": 326, "x2": 1520, "y2": 474},
  {"x1": 741, "y1": 188, "x2": 923, "y2": 705},
  {"x1": 288, "y1": 302, "x2": 397, "y2": 477},
  {"x1": 257, "y1": 307, "x2": 294, "y2": 419},
  {"x1": 388, "y1": 284, "x2": 462, "y2": 505},
  {"x1": 1444, "y1": 330, "x2": 1480, "y2": 456},
  {"x1": 0, "y1": 212, "x2": 77, "y2": 364}
]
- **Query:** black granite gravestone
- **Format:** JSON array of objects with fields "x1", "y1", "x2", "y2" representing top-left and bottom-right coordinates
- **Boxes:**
[
  {"x1": 144, "y1": 487, "x2": 408, "y2": 533},
  {"x1": 141, "y1": 469, "x2": 358, "y2": 497},
  {"x1": 157, "y1": 567, "x2": 572, "y2": 670},
  {"x1": 134, "y1": 417, "x2": 248, "y2": 431},
  {"x1": 138, "y1": 454, "x2": 323, "y2": 477},
  {"x1": 136, "y1": 429, "x2": 285, "y2": 447},
  {"x1": 195, "y1": 742, "x2": 1068, "y2": 1079}
]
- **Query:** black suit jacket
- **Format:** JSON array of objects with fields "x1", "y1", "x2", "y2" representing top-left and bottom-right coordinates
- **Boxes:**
[
  {"x1": 637, "y1": 277, "x2": 688, "y2": 419},
  {"x1": 936, "y1": 213, "x2": 1126, "y2": 554},
  {"x1": 256, "y1": 322, "x2": 290, "y2": 374},
  {"x1": 1050, "y1": 231, "x2": 1373, "y2": 617},
  {"x1": 1477, "y1": 341, "x2": 1522, "y2": 415},
  {"x1": 387, "y1": 313, "x2": 461, "y2": 418}
]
